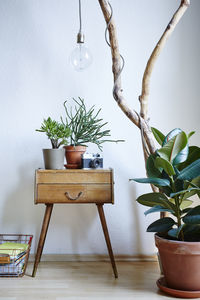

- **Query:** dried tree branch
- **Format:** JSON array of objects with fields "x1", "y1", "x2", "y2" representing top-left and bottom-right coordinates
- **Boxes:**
[
  {"x1": 98, "y1": 0, "x2": 156, "y2": 155},
  {"x1": 98, "y1": 0, "x2": 190, "y2": 199},
  {"x1": 139, "y1": 0, "x2": 190, "y2": 119},
  {"x1": 98, "y1": 0, "x2": 190, "y2": 157}
]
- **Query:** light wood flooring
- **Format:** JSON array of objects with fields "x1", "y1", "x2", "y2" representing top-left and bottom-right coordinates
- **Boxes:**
[{"x1": 0, "y1": 261, "x2": 181, "y2": 299}]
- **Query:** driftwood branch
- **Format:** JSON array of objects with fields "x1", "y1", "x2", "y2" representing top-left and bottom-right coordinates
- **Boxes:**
[
  {"x1": 98, "y1": 0, "x2": 190, "y2": 200},
  {"x1": 139, "y1": 0, "x2": 190, "y2": 119},
  {"x1": 98, "y1": 0, "x2": 190, "y2": 158},
  {"x1": 98, "y1": 0, "x2": 156, "y2": 155}
]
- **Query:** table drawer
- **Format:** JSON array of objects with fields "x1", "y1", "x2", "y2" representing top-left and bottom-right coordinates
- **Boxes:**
[
  {"x1": 36, "y1": 170, "x2": 112, "y2": 184},
  {"x1": 36, "y1": 184, "x2": 112, "y2": 204}
]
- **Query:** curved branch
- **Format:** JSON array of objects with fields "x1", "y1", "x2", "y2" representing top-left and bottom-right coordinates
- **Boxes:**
[
  {"x1": 98, "y1": 0, "x2": 156, "y2": 155},
  {"x1": 139, "y1": 0, "x2": 190, "y2": 119},
  {"x1": 99, "y1": 1, "x2": 139, "y2": 126}
]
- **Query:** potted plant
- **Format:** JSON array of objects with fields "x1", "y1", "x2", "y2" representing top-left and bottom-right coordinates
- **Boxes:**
[
  {"x1": 131, "y1": 128, "x2": 200, "y2": 294},
  {"x1": 36, "y1": 117, "x2": 70, "y2": 169},
  {"x1": 62, "y1": 97, "x2": 123, "y2": 168}
]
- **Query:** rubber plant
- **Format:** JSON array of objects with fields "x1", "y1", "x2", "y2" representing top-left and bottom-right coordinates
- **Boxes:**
[
  {"x1": 131, "y1": 128, "x2": 200, "y2": 242},
  {"x1": 130, "y1": 127, "x2": 200, "y2": 292}
]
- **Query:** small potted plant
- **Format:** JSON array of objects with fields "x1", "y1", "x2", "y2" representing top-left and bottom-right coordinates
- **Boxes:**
[
  {"x1": 62, "y1": 97, "x2": 123, "y2": 168},
  {"x1": 36, "y1": 117, "x2": 70, "y2": 169},
  {"x1": 131, "y1": 128, "x2": 200, "y2": 295}
]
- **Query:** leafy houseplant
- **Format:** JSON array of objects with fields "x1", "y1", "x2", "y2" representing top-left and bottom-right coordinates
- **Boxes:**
[
  {"x1": 36, "y1": 117, "x2": 70, "y2": 169},
  {"x1": 62, "y1": 97, "x2": 123, "y2": 168},
  {"x1": 131, "y1": 128, "x2": 200, "y2": 292}
]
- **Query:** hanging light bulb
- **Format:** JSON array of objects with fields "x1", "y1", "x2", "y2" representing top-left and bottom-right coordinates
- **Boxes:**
[{"x1": 70, "y1": 0, "x2": 93, "y2": 72}]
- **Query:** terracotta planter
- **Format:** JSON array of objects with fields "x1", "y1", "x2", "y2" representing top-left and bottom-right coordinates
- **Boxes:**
[
  {"x1": 64, "y1": 145, "x2": 86, "y2": 169},
  {"x1": 155, "y1": 234, "x2": 200, "y2": 291}
]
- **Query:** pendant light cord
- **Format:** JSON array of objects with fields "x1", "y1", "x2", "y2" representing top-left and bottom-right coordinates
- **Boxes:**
[{"x1": 79, "y1": 0, "x2": 82, "y2": 33}]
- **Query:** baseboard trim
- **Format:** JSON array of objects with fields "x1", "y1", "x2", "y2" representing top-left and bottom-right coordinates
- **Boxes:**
[{"x1": 29, "y1": 254, "x2": 157, "y2": 262}]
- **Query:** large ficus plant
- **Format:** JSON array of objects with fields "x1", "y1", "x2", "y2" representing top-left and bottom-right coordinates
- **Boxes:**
[{"x1": 131, "y1": 128, "x2": 200, "y2": 241}]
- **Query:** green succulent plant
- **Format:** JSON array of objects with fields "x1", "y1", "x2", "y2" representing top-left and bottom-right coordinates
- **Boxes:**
[
  {"x1": 62, "y1": 97, "x2": 123, "y2": 150},
  {"x1": 36, "y1": 117, "x2": 71, "y2": 149},
  {"x1": 130, "y1": 128, "x2": 200, "y2": 241}
]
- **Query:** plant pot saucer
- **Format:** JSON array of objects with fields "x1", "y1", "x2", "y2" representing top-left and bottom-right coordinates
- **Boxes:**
[
  {"x1": 157, "y1": 277, "x2": 200, "y2": 298},
  {"x1": 64, "y1": 163, "x2": 80, "y2": 169}
]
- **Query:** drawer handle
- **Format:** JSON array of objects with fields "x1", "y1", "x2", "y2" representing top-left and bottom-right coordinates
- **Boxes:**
[{"x1": 65, "y1": 191, "x2": 83, "y2": 201}]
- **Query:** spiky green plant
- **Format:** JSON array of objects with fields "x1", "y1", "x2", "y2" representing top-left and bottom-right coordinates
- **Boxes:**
[
  {"x1": 130, "y1": 128, "x2": 200, "y2": 241},
  {"x1": 62, "y1": 97, "x2": 123, "y2": 150}
]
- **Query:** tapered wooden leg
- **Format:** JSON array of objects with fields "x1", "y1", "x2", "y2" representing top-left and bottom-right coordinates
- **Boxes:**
[
  {"x1": 97, "y1": 204, "x2": 118, "y2": 278},
  {"x1": 32, "y1": 204, "x2": 53, "y2": 277}
]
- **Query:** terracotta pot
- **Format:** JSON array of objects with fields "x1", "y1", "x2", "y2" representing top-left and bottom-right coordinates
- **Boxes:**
[
  {"x1": 155, "y1": 234, "x2": 200, "y2": 291},
  {"x1": 64, "y1": 145, "x2": 86, "y2": 169}
]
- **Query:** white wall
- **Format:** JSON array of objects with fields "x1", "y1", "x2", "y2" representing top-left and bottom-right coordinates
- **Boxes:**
[{"x1": 0, "y1": 0, "x2": 200, "y2": 256}]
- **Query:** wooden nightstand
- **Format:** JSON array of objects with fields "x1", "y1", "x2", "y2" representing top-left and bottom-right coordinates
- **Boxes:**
[{"x1": 32, "y1": 169, "x2": 118, "y2": 278}]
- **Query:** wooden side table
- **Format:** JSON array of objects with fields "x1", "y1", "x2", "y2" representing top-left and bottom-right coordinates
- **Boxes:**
[{"x1": 32, "y1": 169, "x2": 118, "y2": 278}]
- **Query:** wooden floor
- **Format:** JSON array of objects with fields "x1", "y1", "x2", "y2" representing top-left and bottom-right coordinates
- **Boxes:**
[{"x1": 0, "y1": 261, "x2": 180, "y2": 299}]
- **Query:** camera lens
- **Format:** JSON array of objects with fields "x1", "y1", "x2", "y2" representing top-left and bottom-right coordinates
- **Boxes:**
[{"x1": 90, "y1": 158, "x2": 100, "y2": 168}]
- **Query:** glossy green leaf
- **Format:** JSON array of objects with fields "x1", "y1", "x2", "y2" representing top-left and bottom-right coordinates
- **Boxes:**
[
  {"x1": 182, "y1": 190, "x2": 199, "y2": 200},
  {"x1": 144, "y1": 205, "x2": 173, "y2": 216},
  {"x1": 162, "y1": 129, "x2": 189, "y2": 165},
  {"x1": 178, "y1": 146, "x2": 200, "y2": 171},
  {"x1": 151, "y1": 127, "x2": 165, "y2": 145},
  {"x1": 191, "y1": 176, "x2": 200, "y2": 188},
  {"x1": 188, "y1": 131, "x2": 195, "y2": 139},
  {"x1": 159, "y1": 186, "x2": 173, "y2": 197},
  {"x1": 155, "y1": 157, "x2": 175, "y2": 176},
  {"x1": 180, "y1": 200, "x2": 193, "y2": 209},
  {"x1": 170, "y1": 188, "x2": 200, "y2": 198},
  {"x1": 162, "y1": 128, "x2": 182, "y2": 145},
  {"x1": 183, "y1": 205, "x2": 200, "y2": 224},
  {"x1": 182, "y1": 208, "x2": 191, "y2": 214},
  {"x1": 168, "y1": 225, "x2": 184, "y2": 238},
  {"x1": 174, "y1": 179, "x2": 184, "y2": 194},
  {"x1": 177, "y1": 159, "x2": 200, "y2": 181},
  {"x1": 158, "y1": 131, "x2": 188, "y2": 164},
  {"x1": 146, "y1": 153, "x2": 161, "y2": 178},
  {"x1": 132, "y1": 177, "x2": 170, "y2": 187},
  {"x1": 169, "y1": 198, "x2": 175, "y2": 204},
  {"x1": 147, "y1": 217, "x2": 175, "y2": 232},
  {"x1": 173, "y1": 145, "x2": 189, "y2": 165},
  {"x1": 136, "y1": 192, "x2": 175, "y2": 210},
  {"x1": 183, "y1": 224, "x2": 200, "y2": 234}
]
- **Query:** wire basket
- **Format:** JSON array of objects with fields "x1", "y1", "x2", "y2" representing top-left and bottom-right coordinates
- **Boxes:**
[{"x1": 0, "y1": 234, "x2": 33, "y2": 277}]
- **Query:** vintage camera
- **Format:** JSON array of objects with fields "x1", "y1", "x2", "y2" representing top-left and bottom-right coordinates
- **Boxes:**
[{"x1": 81, "y1": 153, "x2": 103, "y2": 169}]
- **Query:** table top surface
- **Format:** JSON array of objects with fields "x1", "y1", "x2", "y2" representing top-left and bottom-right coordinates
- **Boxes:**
[{"x1": 36, "y1": 168, "x2": 112, "y2": 173}]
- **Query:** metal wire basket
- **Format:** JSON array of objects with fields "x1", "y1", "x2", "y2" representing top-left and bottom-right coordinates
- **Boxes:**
[{"x1": 0, "y1": 234, "x2": 33, "y2": 277}]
